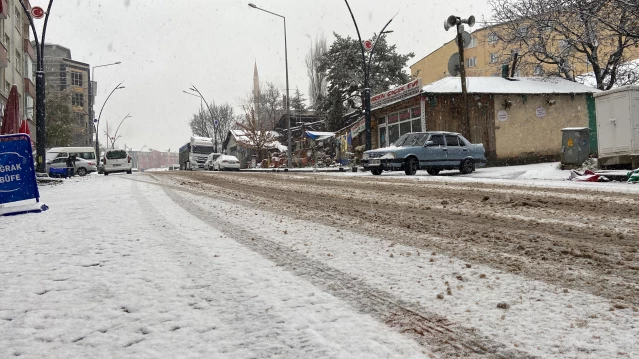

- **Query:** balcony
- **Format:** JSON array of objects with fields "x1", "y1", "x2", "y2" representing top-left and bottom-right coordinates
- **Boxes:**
[
  {"x1": 24, "y1": 78, "x2": 36, "y2": 99},
  {"x1": 23, "y1": 39, "x2": 35, "y2": 61}
]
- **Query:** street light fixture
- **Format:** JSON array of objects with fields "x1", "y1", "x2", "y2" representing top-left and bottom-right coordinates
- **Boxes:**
[
  {"x1": 90, "y1": 61, "x2": 122, "y2": 146},
  {"x1": 110, "y1": 113, "x2": 132, "y2": 148},
  {"x1": 187, "y1": 85, "x2": 219, "y2": 153},
  {"x1": 248, "y1": 2, "x2": 292, "y2": 169},
  {"x1": 343, "y1": 0, "x2": 396, "y2": 151},
  {"x1": 95, "y1": 82, "x2": 125, "y2": 159}
]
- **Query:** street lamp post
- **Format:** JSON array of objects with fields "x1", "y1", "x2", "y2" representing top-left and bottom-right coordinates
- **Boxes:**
[
  {"x1": 19, "y1": 0, "x2": 53, "y2": 173},
  {"x1": 90, "y1": 62, "x2": 121, "y2": 145},
  {"x1": 110, "y1": 113, "x2": 132, "y2": 148},
  {"x1": 95, "y1": 83, "x2": 125, "y2": 159},
  {"x1": 188, "y1": 85, "x2": 219, "y2": 153},
  {"x1": 248, "y1": 3, "x2": 292, "y2": 168},
  {"x1": 343, "y1": 0, "x2": 395, "y2": 151}
]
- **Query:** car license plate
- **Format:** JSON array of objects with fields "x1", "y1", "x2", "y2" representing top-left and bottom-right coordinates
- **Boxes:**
[
  {"x1": 113, "y1": 164, "x2": 121, "y2": 167},
  {"x1": 369, "y1": 159, "x2": 381, "y2": 165}
]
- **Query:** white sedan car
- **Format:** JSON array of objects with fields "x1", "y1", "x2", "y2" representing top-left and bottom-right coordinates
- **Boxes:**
[{"x1": 213, "y1": 155, "x2": 241, "y2": 171}]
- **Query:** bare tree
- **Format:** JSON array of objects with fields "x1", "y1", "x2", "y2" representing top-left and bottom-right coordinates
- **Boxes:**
[
  {"x1": 305, "y1": 33, "x2": 328, "y2": 110},
  {"x1": 189, "y1": 101, "x2": 237, "y2": 147},
  {"x1": 236, "y1": 106, "x2": 278, "y2": 161},
  {"x1": 238, "y1": 81, "x2": 283, "y2": 131},
  {"x1": 489, "y1": 0, "x2": 639, "y2": 90}
]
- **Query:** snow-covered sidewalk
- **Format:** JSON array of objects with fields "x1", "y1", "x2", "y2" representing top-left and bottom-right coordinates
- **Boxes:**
[{"x1": 0, "y1": 175, "x2": 426, "y2": 358}]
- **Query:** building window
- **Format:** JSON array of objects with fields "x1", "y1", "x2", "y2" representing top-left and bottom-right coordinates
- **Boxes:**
[
  {"x1": 14, "y1": 50, "x2": 21, "y2": 73},
  {"x1": 540, "y1": 21, "x2": 555, "y2": 32},
  {"x1": 533, "y1": 64, "x2": 544, "y2": 75},
  {"x1": 378, "y1": 106, "x2": 422, "y2": 147},
  {"x1": 467, "y1": 36, "x2": 477, "y2": 49},
  {"x1": 467, "y1": 57, "x2": 477, "y2": 68},
  {"x1": 517, "y1": 26, "x2": 528, "y2": 38},
  {"x1": 14, "y1": 7, "x2": 21, "y2": 31},
  {"x1": 71, "y1": 72, "x2": 83, "y2": 87},
  {"x1": 3, "y1": 34, "x2": 10, "y2": 60},
  {"x1": 72, "y1": 93, "x2": 84, "y2": 107},
  {"x1": 489, "y1": 53, "x2": 499, "y2": 64},
  {"x1": 488, "y1": 33, "x2": 498, "y2": 45},
  {"x1": 5, "y1": 80, "x2": 10, "y2": 92}
]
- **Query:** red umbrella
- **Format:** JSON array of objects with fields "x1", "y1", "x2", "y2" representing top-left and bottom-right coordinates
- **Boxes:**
[{"x1": 0, "y1": 85, "x2": 20, "y2": 135}]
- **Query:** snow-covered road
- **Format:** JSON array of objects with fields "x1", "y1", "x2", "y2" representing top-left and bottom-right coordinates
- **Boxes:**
[
  {"x1": 1, "y1": 172, "x2": 638, "y2": 358},
  {"x1": 0, "y1": 175, "x2": 427, "y2": 358}
]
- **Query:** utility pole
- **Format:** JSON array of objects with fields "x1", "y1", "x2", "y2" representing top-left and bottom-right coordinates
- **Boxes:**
[
  {"x1": 445, "y1": 15, "x2": 475, "y2": 139},
  {"x1": 19, "y1": 0, "x2": 53, "y2": 173}
]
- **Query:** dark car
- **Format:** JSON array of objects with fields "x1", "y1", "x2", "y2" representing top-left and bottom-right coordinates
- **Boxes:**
[{"x1": 362, "y1": 131, "x2": 487, "y2": 176}]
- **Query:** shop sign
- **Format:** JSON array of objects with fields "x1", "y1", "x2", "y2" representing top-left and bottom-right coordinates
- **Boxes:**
[
  {"x1": 371, "y1": 78, "x2": 422, "y2": 109},
  {"x1": 351, "y1": 119, "x2": 366, "y2": 137}
]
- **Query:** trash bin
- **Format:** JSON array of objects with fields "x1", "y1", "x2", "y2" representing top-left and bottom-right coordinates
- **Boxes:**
[{"x1": 561, "y1": 127, "x2": 590, "y2": 166}]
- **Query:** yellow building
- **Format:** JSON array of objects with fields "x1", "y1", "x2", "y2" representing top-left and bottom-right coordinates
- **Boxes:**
[{"x1": 411, "y1": 24, "x2": 639, "y2": 86}]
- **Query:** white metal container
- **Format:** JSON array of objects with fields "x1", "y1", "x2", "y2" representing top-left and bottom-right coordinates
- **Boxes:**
[{"x1": 594, "y1": 86, "x2": 639, "y2": 168}]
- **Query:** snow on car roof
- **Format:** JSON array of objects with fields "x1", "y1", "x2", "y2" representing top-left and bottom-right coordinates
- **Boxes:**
[{"x1": 422, "y1": 77, "x2": 600, "y2": 95}]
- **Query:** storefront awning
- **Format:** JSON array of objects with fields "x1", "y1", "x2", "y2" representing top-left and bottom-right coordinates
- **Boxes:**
[{"x1": 305, "y1": 131, "x2": 335, "y2": 141}]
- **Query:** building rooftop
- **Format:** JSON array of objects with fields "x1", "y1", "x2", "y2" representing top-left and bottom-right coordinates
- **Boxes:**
[{"x1": 422, "y1": 76, "x2": 601, "y2": 95}]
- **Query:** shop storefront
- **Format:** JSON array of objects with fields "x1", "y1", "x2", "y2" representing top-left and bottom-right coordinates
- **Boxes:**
[{"x1": 371, "y1": 78, "x2": 423, "y2": 148}]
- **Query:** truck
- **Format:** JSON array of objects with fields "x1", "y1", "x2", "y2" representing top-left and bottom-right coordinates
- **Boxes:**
[
  {"x1": 179, "y1": 136, "x2": 217, "y2": 170},
  {"x1": 594, "y1": 86, "x2": 639, "y2": 168}
]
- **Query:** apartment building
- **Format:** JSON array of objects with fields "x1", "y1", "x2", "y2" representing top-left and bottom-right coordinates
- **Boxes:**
[
  {"x1": 42, "y1": 43, "x2": 92, "y2": 146},
  {"x1": 411, "y1": 22, "x2": 639, "y2": 85},
  {"x1": 0, "y1": 0, "x2": 36, "y2": 136}
]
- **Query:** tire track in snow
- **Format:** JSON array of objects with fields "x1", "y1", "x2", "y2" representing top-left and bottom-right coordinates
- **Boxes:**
[{"x1": 156, "y1": 184, "x2": 535, "y2": 359}]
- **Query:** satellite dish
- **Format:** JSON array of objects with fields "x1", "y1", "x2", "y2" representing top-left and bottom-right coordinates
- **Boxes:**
[
  {"x1": 461, "y1": 31, "x2": 472, "y2": 48},
  {"x1": 467, "y1": 15, "x2": 476, "y2": 27},
  {"x1": 448, "y1": 53, "x2": 461, "y2": 77}
]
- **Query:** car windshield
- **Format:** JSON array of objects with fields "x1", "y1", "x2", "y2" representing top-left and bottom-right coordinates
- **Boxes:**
[
  {"x1": 106, "y1": 150, "x2": 127, "y2": 160},
  {"x1": 392, "y1": 133, "x2": 429, "y2": 147},
  {"x1": 193, "y1": 146, "x2": 215, "y2": 154}
]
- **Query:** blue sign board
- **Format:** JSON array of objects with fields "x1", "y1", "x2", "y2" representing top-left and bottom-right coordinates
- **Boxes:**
[{"x1": 0, "y1": 134, "x2": 40, "y2": 205}]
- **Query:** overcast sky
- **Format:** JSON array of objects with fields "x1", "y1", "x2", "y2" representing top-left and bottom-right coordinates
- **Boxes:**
[{"x1": 40, "y1": 0, "x2": 493, "y2": 152}]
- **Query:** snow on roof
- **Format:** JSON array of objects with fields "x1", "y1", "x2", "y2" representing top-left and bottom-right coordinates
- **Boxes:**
[
  {"x1": 230, "y1": 130, "x2": 285, "y2": 152},
  {"x1": 191, "y1": 136, "x2": 213, "y2": 142},
  {"x1": 593, "y1": 85, "x2": 639, "y2": 98},
  {"x1": 422, "y1": 77, "x2": 600, "y2": 95}
]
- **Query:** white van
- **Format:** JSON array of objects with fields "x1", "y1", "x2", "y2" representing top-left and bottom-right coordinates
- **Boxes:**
[
  {"x1": 102, "y1": 149, "x2": 132, "y2": 175},
  {"x1": 47, "y1": 147, "x2": 97, "y2": 162}
]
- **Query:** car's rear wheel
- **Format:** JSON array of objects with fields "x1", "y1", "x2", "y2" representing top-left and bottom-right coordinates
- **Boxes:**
[
  {"x1": 126, "y1": 170, "x2": 132, "y2": 174},
  {"x1": 104, "y1": 171, "x2": 109, "y2": 176},
  {"x1": 76, "y1": 167, "x2": 87, "y2": 177},
  {"x1": 404, "y1": 157, "x2": 418, "y2": 176},
  {"x1": 460, "y1": 159, "x2": 474, "y2": 174},
  {"x1": 426, "y1": 168, "x2": 440, "y2": 176},
  {"x1": 371, "y1": 168, "x2": 382, "y2": 176}
]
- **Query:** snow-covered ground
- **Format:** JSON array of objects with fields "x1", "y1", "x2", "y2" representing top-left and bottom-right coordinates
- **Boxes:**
[
  {"x1": 0, "y1": 174, "x2": 426, "y2": 358},
  {"x1": 1, "y1": 172, "x2": 638, "y2": 358}
]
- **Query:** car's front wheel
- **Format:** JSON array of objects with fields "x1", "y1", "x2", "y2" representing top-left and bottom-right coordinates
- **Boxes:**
[
  {"x1": 104, "y1": 171, "x2": 109, "y2": 176},
  {"x1": 426, "y1": 168, "x2": 440, "y2": 176},
  {"x1": 404, "y1": 157, "x2": 418, "y2": 176},
  {"x1": 76, "y1": 167, "x2": 87, "y2": 177},
  {"x1": 371, "y1": 168, "x2": 382, "y2": 176},
  {"x1": 460, "y1": 159, "x2": 475, "y2": 174}
]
